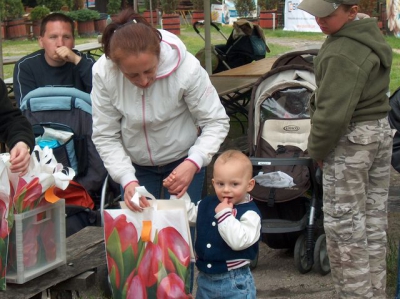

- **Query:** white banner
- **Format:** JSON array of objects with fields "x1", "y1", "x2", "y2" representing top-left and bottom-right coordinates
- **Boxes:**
[
  {"x1": 283, "y1": 0, "x2": 321, "y2": 32},
  {"x1": 387, "y1": 0, "x2": 400, "y2": 37},
  {"x1": 211, "y1": 4, "x2": 227, "y2": 24},
  {"x1": 212, "y1": 0, "x2": 258, "y2": 25}
]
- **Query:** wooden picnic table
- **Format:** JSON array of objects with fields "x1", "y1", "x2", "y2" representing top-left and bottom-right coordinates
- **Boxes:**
[
  {"x1": 210, "y1": 76, "x2": 259, "y2": 133},
  {"x1": 210, "y1": 76, "x2": 258, "y2": 97},
  {"x1": 2, "y1": 56, "x2": 23, "y2": 66},
  {"x1": 209, "y1": 55, "x2": 281, "y2": 131},
  {"x1": 0, "y1": 226, "x2": 106, "y2": 299},
  {"x1": 74, "y1": 42, "x2": 103, "y2": 57},
  {"x1": 210, "y1": 56, "x2": 278, "y2": 77}
]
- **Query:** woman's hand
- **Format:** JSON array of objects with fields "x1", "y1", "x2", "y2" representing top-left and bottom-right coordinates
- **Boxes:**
[
  {"x1": 9, "y1": 142, "x2": 31, "y2": 176},
  {"x1": 124, "y1": 181, "x2": 151, "y2": 212},
  {"x1": 163, "y1": 160, "x2": 198, "y2": 198}
]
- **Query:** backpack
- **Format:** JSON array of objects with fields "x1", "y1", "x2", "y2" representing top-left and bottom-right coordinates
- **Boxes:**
[{"x1": 389, "y1": 87, "x2": 400, "y2": 173}]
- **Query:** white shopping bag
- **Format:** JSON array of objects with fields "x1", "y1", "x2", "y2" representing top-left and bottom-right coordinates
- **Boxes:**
[{"x1": 103, "y1": 187, "x2": 193, "y2": 299}]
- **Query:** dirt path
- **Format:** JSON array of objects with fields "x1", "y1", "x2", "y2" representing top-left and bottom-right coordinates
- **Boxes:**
[{"x1": 265, "y1": 37, "x2": 324, "y2": 50}]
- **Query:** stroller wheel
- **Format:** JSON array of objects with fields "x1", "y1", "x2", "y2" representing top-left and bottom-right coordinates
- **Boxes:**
[
  {"x1": 294, "y1": 234, "x2": 312, "y2": 274},
  {"x1": 313, "y1": 234, "x2": 331, "y2": 276}
]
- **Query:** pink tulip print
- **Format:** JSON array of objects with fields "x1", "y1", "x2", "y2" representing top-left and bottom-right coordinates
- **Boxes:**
[
  {"x1": 0, "y1": 199, "x2": 11, "y2": 290},
  {"x1": 157, "y1": 273, "x2": 190, "y2": 299},
  {"x1": 138, "y1": 241, "x2": 163, "y2": 287},
  {"x1": 41, "y1": 220, "x2": 57, "y2": 262},
  {"x1": 0, "y1": 200, "x2": 11, "y2": 240},
  {"x1": 107, "y1": 255, "x2": 121, "y2": 289},
  {"x1": 6, "y1": 216, "x2": 59, "y2": 276},
  {"x1": 126, "y1": 271, "x2": 147, "y2": 299},
  {"x1": 158, "y1": 227, "x2": 191, "y2": 272},
  {"x1": 23, "y1": 226, "x2": 40, "y2": 268},
  {"x1": 104, "y1": 211, "x2": 191, "y2": 299},
  {"x1": 104, "y1": 212, "x2": 138, "y2": 255},
  {"x1": 12, "y1": 177, "x2": 44, "y2": 213}
]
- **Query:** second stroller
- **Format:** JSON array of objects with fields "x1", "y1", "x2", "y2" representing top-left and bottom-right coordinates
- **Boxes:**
[
  {"x1": 247, "y1": 49, "x2": 330, "y2": 275},
  {"x1": 194, "y1": 20, "x2": 270, "y2": 73}
]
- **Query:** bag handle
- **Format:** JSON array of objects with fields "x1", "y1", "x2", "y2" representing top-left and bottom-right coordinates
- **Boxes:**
[
  {"x1": 131, "y1": 186, "x2": 157, "y2": 210},
  {"x1": 130, "y1": 186, "x2": 191, "y2": 209}
]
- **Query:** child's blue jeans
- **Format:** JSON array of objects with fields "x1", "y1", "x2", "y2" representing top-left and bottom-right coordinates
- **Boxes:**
[{"x1": 196, "y1": 266, "x2": 256, "y2": 299}]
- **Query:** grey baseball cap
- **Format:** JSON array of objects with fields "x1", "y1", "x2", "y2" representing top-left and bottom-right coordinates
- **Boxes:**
[{"x1": 297, "y1": 0, "x2": 359, "y2": 17}]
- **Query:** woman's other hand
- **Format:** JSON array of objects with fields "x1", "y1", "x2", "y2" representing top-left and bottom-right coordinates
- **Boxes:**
[{"x1": 163, "y1": 160, "x2": 198, "y2": 198}]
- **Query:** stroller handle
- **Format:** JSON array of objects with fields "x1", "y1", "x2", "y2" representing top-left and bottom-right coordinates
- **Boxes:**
[{"x1": 193, "y1": 21, "x2": 225, "y2": 41}]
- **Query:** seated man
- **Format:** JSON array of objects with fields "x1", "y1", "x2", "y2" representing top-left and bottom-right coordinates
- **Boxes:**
[{"x1": 13, "y1": 13, "x2": 95, "y2": 106}]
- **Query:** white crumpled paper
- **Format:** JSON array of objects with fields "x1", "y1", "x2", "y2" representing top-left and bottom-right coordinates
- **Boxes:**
[{"x1": 254, "y1": 171, "x2": 296, "y2": 188}]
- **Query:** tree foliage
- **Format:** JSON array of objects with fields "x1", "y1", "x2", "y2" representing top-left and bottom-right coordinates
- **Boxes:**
[
  {"x1": 4, "y1": 0, "x2": 24, "y2": 20},
  {"x1": 37, "y1": 0, "x2": 65, "y2": 11}
]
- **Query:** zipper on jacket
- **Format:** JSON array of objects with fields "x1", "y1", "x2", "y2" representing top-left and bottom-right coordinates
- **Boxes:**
[{"x1": 142, "y1": 92, "x2": 155, "y2": 165}]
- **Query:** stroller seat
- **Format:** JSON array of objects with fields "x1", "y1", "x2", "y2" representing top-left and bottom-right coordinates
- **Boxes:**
[{"x1": 260, "y1": 118, "x2": 310, "y2": 153}]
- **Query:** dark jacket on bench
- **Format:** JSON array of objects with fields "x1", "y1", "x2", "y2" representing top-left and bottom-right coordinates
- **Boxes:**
[{"x1": 0, "y1": 78, "x2": 35, "y2": 151}]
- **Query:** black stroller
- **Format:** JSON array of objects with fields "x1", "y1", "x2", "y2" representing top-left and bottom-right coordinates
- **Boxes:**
[
  {"x1": 247, "y1": 49, "x2": 330, "y2": 275},
  {"x1": 20, "y1": 87, "x2": 120, "y2": 236},
  {"x1": 193, "y1": 20, "x2": 270, "y2": 74}
]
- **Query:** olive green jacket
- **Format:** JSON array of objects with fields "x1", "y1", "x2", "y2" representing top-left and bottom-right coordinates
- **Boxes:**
[{"x1": 308, "y1": 18, "x2": 392, "y2": 161}]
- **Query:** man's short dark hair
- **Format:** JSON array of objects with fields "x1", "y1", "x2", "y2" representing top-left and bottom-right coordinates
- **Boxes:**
[{"x1": 40, "y1": 12, "x2": 75, "y2": 38}]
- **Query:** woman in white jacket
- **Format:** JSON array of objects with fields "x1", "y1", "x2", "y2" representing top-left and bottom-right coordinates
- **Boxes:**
[{"x1": 91, "y1": 9, "x2": 230, "y2": 211}]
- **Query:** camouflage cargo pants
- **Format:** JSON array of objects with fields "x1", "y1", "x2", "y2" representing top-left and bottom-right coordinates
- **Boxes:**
[{"x1": 322, "y1": 117, "x2": 393, "y2": 299}]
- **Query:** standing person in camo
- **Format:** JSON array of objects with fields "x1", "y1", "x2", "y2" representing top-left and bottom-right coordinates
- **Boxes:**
[
  {"x1": 13, "y1": 13, "x2": 95, "y2": 106},
  {"x1": 298, "y1": 0, "x2": 393, "y2": 298},
  {"x1": 0, "y1": 78, "x2": 34, "y2": 175},
  {"x1": 91, "y1": 8, "x2": 229, "y2": 213}
]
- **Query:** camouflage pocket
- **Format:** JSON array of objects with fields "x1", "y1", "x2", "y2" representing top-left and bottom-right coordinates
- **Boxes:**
[
  {"x1": 347, "y1": 134, "x2": 379, "y2": 145},
  {"x1": 347, "y1": 123, "x2": 381, "y2": 145},
  {"x1": 323, "y1": 203, "x2": 354, "y2": 241}
]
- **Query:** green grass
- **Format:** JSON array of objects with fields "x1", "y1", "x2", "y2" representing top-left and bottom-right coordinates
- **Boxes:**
[
  {"x1": 386, "y1": 236, "x2": 398, "y2": 297},
  {"x1": 4, "y1": 26, "x2": 398, "y2": 93}
]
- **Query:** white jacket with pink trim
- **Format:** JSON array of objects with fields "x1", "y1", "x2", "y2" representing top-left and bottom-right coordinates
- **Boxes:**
[{"x1": 91, "y1": 29, "x2": 230, "y2": 188}]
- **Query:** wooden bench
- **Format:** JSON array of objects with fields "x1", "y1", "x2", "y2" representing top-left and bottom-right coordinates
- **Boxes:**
[
  {"x1": 210, "y1": 76, "x2": 258, "y2": 133},
  {"x1": 2, "y1": 226, "x2": 107, "y2": 299}
]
